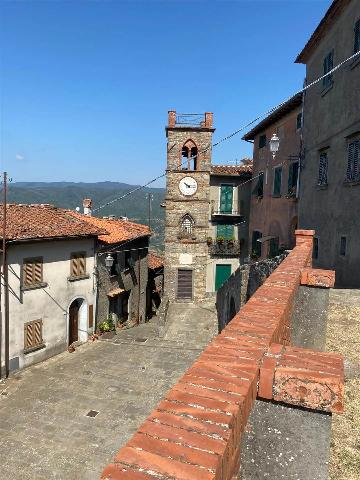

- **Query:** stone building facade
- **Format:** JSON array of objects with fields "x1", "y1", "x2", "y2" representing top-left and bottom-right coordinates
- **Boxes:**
[
  {"x1": 164, "y1": 112, "x2": 252, "y2": 301},
  {"x1": 68, "y1": 205, "x2": 151, "y2": 327},
  {"x1": 243, "y1": 93, "x2": 302, "y2": 259},
  {"x1": 296, "y1": 0, "x2": 360, "y2": 287}
]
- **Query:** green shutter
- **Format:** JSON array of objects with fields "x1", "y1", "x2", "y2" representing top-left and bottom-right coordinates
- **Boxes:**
[
  {"x1": 215, "y1": 264, "x2": 232, "y2": 291},
  {"x1": 220, "y1": 185, "x2": 233, "y2": 213},
  {"x1": 217, "y1": 224, "x2": 234, "y2": 240},
  {"x1": 273, "y1": 167, "x2": 282, "y2": 196}
]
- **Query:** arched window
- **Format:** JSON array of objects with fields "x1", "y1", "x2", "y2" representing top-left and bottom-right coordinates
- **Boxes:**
[
  {"x1": 180, "y1": 140, "x2": 198, "y2": 170},
  {"x1": 180, "y1": 214, "x2": 195, "y2": 235}
]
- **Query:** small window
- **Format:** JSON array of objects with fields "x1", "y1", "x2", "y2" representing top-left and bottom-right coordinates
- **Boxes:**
[
  {"x1": 340, "y1": 236, "x2": 347, "y2": 256},
  {"x1": 345, "y1": 139, "x2": 359, "y2": 182},
  {"x1": 318, "y1": 151, "x2": 329, "y2": 186},
  {"x1": 70, "y1": 252, "x2": 86, "y2": 278},
  {"x1": 110, "y1": 254, "x2": 119, "y2": 276},
  {"x1": 258, "y1": 135, "x2": 267, "y2": 149},
  {"x1": 323, "y1": 51, "x2": 334, "y2": 88},
  {"x1": 288, "y1": 162, "x2": 299, "y2": 195},
  {"x1": 23, "y1": 257, "x2": 43, "y2": 287},
  {"x1": 313, "y1": 237, "x2": 319, "y2": 260},
  {"x1": 252, "y1": 230, "x2": 262, "y2": 258},
  {"x1": 252, "y1": 173, "x2": 264, "y2": 198},
  {"x1": 354, "y1": 19, "x2": 360, "y2": 54},
  {"x1": 180, "y1": 213, "x2": 195, "y2": 236},
  {"x1": 273, "y1": 166, "x2": 282, "y2": 196},
  {"x1": 180, "y1": 140, "x2": 198, "y2": 170},
  {"x1": 124, "y1": 250, "x2": 134, "y2": 270},
  {"x1": 296, "y1": 112, "x2": 302, "y2": 130},
  {"x1": 24, "y1": 319, "x2": 44, "y2": 353}
]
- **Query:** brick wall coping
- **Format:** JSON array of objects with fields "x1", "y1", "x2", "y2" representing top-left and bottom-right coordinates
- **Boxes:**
[{"x1": 101, "y1": 230, "x2": 344, "y2": 480}]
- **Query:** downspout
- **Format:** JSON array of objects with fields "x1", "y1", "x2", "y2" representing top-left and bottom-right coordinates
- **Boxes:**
[{"x1": 137, "y1": 249, "x2": 141, "y2": 324}]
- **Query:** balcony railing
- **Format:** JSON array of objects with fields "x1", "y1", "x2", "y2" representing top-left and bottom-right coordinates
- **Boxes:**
[
  {"x1": 175, "y1": 113, "x2": 205, "y2": 127},
  {"x1": 208, "y1": 240, "x2": 241, "y2": 256}
]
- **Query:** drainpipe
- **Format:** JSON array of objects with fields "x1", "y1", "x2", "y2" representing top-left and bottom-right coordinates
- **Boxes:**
[
  {"x1": 2, "y1": 172, "x2": 9, "y2": 377},
  {"x1": 137, "y1": 249, "x2": 141, "y2": 324}
]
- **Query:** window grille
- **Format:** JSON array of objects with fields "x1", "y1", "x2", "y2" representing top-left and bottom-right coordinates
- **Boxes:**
[
  {"x1": 24, "y1": 319, "x2": 43, "y2": 352},
  {"x1": 346, "y1": 139, "x2": 359, "y2": 182},
  {"x1": 23, "y1": 257, "x2": 43, "y2": 287},
  {"x1": 318, "y1": 152, "x2": 328, "y2": 185},
  {"x1": 70, "y1": 252, "x2": 86, "y2": 277},
  {"x1": 181, "y1": 214, "x2": 194, "y2": 234}
]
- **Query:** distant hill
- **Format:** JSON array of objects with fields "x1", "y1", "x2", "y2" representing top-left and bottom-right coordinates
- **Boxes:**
[{"x1": 8, "y1": 182, "x2": 166, "y2": 249}]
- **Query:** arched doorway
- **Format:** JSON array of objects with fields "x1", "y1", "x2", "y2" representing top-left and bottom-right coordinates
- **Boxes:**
[{"x1": 68, "y1": 298, "x2": 88, "y2": 346}]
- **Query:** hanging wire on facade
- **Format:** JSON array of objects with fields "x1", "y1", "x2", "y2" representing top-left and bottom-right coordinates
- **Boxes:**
[{"x1": 92, "y1": 49, "x2": 359, "y2": 214}]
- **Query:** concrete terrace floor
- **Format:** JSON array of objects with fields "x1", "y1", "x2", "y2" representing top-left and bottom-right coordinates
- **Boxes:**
[{"x1": 0, "y1": 302, "x2": 218, "y2": 480}]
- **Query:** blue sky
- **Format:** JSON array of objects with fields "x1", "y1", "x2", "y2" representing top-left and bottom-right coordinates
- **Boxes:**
[{"x1": 1, "y1": 0, "x2": 332, "y2": 185}]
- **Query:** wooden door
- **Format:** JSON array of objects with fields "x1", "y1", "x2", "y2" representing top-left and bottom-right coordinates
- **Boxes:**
[
  {"x1": 69, "y1": 301, "x2": 79, "y2": 345},
  {"x1": 215, "y1": 264, "x2": 231, "y2": 291},
  {"x1": 177, "y1": 269, "x2": 193, "y2": 300}
]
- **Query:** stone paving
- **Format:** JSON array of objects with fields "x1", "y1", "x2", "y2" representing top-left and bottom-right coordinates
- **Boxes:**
[{"x1": 0, "y1": 302, "x2": 217, "y2": 480}]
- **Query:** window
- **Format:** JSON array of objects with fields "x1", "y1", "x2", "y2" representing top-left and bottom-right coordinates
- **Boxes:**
[
  {"x1": 323, "y1": 51, "x2": 334, "y2": 88},
  {"x1": 110, "y1": 254, "x2": 119, "y2": 276},
  {"x1": 252, "y1": 173, "x2": 264, "y2": 198},
  {"x1": 180, "y1": 214, "x2": 194, "y2": 236},
  {"x1": 318, "y1": 151, "x2": 329, "y2": 186},
  {"x1": 124, "y1": 250, "x2": 134, "y2": 270},
  {"x1": 217, "y1": 224, "x2": 234, "y2": 240},
  {"x1": 252, "y1": 231, "x2": 262, "y2": 257},
  {"x1": 354, "y1": 19, "x2": 360, "y2": 54},
  {"x1": 269, "y1": 237, "x2": 279, "y2": 258},
  {"x1": 313, "y1": 237, "x2": 319, "y2": 260},
  {"x1": 273, "y1": 166, "x2": 282, "y2": 196},
  {"x1": 219, "y1": 185, "x2": 234, "y2": 214},
  {"x1": 23, "y1": 257, "x2": 43, "y2": 287},
  {"x1": 258, "y1": 135, "x2": 267, "y2": 149},
  {"x1": 345, "y1": 139, "x2": 359, "y2": 182},
  {"x1": 70, "y1": 252, "x2": 86, "y2": 278},
  {"x1": 296, "y1": 112, "x2": 302, "y2": 130},
  {"x1": 288, "y1": 162, "x2": 299, "y2": 195},
  {"x1": 24, "y1": 319, "x2": 44, "y2": 353},
  {"x1": 180, "y1": 140, "x2": 198, "y2": 170},
  {"x1": 340, "y1": 236, "x2": 347, "y2": 256}
]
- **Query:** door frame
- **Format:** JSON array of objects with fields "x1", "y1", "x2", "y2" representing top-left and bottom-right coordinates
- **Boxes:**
[{"x1": 67, "y1": 296, "x2": 88, "y2": 345}]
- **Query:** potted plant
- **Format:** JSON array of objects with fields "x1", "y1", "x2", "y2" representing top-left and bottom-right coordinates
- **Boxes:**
[
  {"x1": 227, "y1": 237, "x2": 235, "y2": 248},
  {"x1": 206, "y1": 236, "x2": 213, "y2": 246},
  {"x1": 216, "y1": 236, "x2": 224, "y2": 245}
]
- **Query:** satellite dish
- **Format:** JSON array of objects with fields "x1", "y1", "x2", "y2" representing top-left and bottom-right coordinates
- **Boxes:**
[{"x1": 75, "y1": 207, "x2": 80, "y2": 212}]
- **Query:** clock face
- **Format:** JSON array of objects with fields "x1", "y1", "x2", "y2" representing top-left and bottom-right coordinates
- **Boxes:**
[{"x1": 179, "y1": 176, "x2": 198, "y2": 196}]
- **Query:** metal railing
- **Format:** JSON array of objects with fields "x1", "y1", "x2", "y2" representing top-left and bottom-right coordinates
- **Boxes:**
[
  {"x1": 176, "y1": 113, "x2": 205, "y2": 127},
  {"x1": 208, "y1": 240, "x2": 241, "y2": 256}
]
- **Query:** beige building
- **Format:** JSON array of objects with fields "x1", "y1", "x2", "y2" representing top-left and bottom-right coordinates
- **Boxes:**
[
  {"x1": 164, "y1": 111, "x2": 252, "y2": 302},
  {"x1": 0, "y1": 204, "x2": 104, "y2": 374}
]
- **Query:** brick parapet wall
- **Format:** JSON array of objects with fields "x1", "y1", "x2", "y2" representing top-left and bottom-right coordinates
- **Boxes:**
[{"x1": 101, "y1": 230, "x2": 344, "y2": 480}]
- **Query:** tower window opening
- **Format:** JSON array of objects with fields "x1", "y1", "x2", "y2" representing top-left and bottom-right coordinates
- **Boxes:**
[
  {"x1": 180, "y1": 214, "x2": 194, "y2": 235},
  {"x1": 180, "y1": 140, "x2": 198, "y2": 170}
]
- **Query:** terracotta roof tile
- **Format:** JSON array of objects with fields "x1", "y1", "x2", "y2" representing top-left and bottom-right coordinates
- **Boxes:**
[
  {"x1": 67, "y1": 211, "x2": 151, "y2": 245},
  {"x1": 148, "y1": 251, "x2": 164, "y2": 270},
  {"x1": 0, "y1": 204, "x2": 106, "y2": 242},
  {"x1": 211, "y1": 162, "x2": 253, "y2": 176}
]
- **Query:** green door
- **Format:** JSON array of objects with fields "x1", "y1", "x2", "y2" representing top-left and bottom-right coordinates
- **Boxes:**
[
  {"x1": 220, "y1": 185, "x2": 233, "y2": 213},
  {"x1": 215, "y1": 264, "x2": 232, "y2": 291}
]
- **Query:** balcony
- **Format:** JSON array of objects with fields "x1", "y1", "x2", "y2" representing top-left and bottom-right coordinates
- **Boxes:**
[
  {"x1": 208, "y1": 240, "x2": 241, "y2": 257},
  {"x1": 211, "y1": 207, "x2": 244, "y2": 221}
]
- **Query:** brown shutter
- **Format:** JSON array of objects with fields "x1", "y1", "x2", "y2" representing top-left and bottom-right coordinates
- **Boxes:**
[
  {"x1": 34, "y1": 260, "x2": 42, "y2": 283},
  {"x1": 79, "y1": 255, "x2": 86, "y2": 276},
  {"x1": 177, "y1": 269, "x2": 193, "y2": 300},
  {"x1": 88, "y1": 304, "x2": 94, "y2": 329},
  {"x1": 71, "y1": 256, "x2": 78, "y2": 277},
  {"x1": 24, "y1": 263, "x2": 33, "y2": 286},
  {"x1": 24, "y1": 320, "x2": 43, "y2": 351}
]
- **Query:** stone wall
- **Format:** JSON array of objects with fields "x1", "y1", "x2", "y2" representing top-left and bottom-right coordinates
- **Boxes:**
[
  {"x1": 97, "y1": 236, "x2": 149, "y2": 327},
  {"x1": 216, "y1": 254, "x2": 287, "y2": 333}
]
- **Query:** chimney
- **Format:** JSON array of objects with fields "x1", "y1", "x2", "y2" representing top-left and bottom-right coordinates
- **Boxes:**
[{"x1": 83, "y1": 198, "x2": 92, "y2": 216}]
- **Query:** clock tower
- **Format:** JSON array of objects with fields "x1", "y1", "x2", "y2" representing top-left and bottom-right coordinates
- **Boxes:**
[{"x1": 164, "y1": 111, "x2": 215, "y2": 302}]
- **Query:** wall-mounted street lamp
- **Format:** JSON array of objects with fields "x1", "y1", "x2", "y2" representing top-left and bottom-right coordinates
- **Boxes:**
[
  {"x1": 105, "y1": 254, "x2": 114, "y2": 272},
  {"x1": 269, "y1": 133, "x2": 280, "y2": 159}
]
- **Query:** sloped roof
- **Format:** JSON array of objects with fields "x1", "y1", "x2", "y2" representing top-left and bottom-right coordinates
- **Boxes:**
[
  {"x1": 295, "y1": 0, "x2": 352, "y2": 64},
  {"x1": 211, "y1": 162, "x2": 253, "y2": 176},
  {"x1": 0, "y1": 204, "x2": 106, "y2": 242},
  {"x1": 148, "y1": 251, "x2": 164, "y2": 270},
  {"x1": 242, "y1": 93, "x2": 303, "y2": 141},
  {"x1": 67, "y1": 211, "x2": 151, "y2": 245}
]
